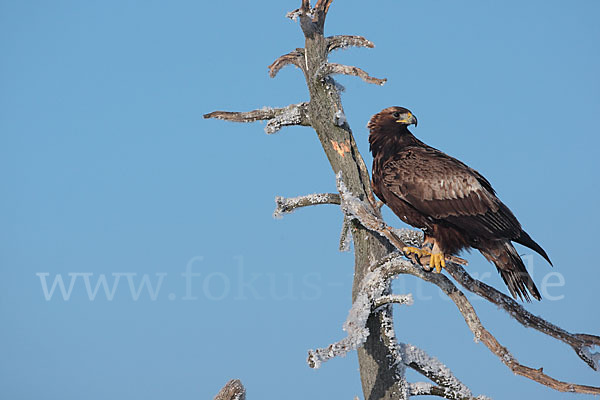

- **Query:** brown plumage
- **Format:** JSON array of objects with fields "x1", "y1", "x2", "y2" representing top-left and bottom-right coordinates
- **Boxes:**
[{"x1": 368, "y1": 106, "x2": 552, "y2": 301}]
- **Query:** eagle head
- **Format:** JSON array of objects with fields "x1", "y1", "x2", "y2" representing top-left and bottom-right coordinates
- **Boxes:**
[{"x1": 367, "y1": 106, "x2": 418, "y2": 133}]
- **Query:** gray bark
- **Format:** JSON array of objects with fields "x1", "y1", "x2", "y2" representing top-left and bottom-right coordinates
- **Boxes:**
[{"x1": 291, "y1": 4, "x2": 406, "y2": 399}]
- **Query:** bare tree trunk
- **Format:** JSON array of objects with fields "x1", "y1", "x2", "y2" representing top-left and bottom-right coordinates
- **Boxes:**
[{"x1": 292, "y1": 3, "x2": 407, "y2": 399}]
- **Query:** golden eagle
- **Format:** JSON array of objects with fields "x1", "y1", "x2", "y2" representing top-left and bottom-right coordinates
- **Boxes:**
[{"x1": 368, "y1": 106, "x2": 552, "y2": 301}]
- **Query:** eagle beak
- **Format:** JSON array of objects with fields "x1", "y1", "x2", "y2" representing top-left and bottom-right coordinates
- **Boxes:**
[{"x1": 396, "y1": 113, "x2": 418, "y2": 127}]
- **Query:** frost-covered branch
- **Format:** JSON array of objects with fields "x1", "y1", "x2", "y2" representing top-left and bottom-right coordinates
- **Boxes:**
[
  {"x1": 203, "y1": 102, "x2": 310, "y2": 134},
  {"x1": 367, "y1": 253, "x2": 600, "y2": 395},
  {"x1": 444, "y1": 262, "x2": 600, "y2": 371},
  {"x1": 339, "y1": 215, "x2": 352, "y2": 252},
  {"x1": 317, "y1": 63, "x2": 387, "y2": 86},
  {"x1": 214, "y1": 379, "x2": 246, "y2": 400},
  {"x1": 371, "y1": 255, "x2": 483, "y2": 399},
  {"x1": 273, "y1": 193, "x2": 340, "y2": 218},
  {"x1": 373, "y1": 294, "x2": 413, "y2": 310},
  {"x1": 307, "y1": 250, "x2": 487, "y2": 399},
  {"x1": 307, "y1": 264, "x2": 405, "y2": 369},
  {"x1": 307, "y1": 262, "x2": 411, "y2": 399},
  {"x1": 268, "y1": 48, "x2": 305, "y2": 78},
  {"x1": 326, "y1": 35, "x2": 374, "y2": 53},
  {"x1": 264, "y1": 103, "x2": 311, "y2": 134},
  {"x1": 401, "y1": 343, "x2": 480, "y2": 399},
  {"x1": 408, "y1": 382, "x2": 489, "y2": 400}
]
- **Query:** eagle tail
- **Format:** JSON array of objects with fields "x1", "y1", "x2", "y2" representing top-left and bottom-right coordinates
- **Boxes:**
[
  {"x1": 479, "y1": 240, "x2": 541, "y2": 302},
  {"x1": 514, "y1": 230, "x2": 553, "y2": 266}
]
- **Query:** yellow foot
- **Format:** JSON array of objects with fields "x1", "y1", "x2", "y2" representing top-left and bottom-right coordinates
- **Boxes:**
[
  {"x1": 402, "y1": 246, "x2": 429, "y2": 258},
  {"x1": 429, "y1": 252, "x2": 446, "y2": 273},
  {"x1": 402, "y1": 246, "x2": 446, "y2": 273}
]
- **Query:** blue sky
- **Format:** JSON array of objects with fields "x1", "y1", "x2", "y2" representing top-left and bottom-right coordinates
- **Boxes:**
[{"x1": 1, "y1": 1, "x2": 599, "y2": 399}]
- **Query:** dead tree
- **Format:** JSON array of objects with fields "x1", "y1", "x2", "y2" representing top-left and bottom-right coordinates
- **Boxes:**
[{"x1": 205, "y1": 1, "x2": 600, "y2": 399}]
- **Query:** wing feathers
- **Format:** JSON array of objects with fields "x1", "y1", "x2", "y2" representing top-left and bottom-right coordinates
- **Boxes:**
[{"x1": 382, "y1": 146, "x2": 522, "y2": 239}]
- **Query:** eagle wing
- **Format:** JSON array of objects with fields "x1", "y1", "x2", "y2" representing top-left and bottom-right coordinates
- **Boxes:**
[{"x1": 381, "y1": 145, "x2": 521, "y2": 239}]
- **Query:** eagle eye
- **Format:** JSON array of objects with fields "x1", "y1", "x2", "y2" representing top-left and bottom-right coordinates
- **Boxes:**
[{"x1": 392, "y1": 111, "x2": 400, "y2": 118}]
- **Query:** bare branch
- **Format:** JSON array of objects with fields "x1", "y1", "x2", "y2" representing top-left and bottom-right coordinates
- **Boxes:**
[
  {"x1": 214, "y1": 379, "x2": 246, "y2": 400},
  {"x1": 204, "y1": 102, "x2": 310, "y2": 134},
  {"x1": 301, "y1": 0, "x2": 311, "y2": 12},
  {"x1": 307, "y1": 332, "x2": 364, "y2": 369},
  {"x1": 204, "y1": 104, "x2": 298, "y2": 123},
  {"x1": 444, "y1": 262, "x2": 600, "y2": 371},
  {"x1": 408, "y1": 382, "x2": 489, "y2": 400},
  {"x1": 326, "y1": 35, "x2": 375, "y2": 53},
  {"x1": 373, "y1": 294, "x2": 413, "y2": 310},
  {"x1": 286, "y1": 0, "x2": 315, "y2": 22},
  {"x1": 339, "y1": 215, "x2": 352, "y2": 252},
  {"x1": 314, "y1": 0, "x2": 333, "y2": 15},
  {"x1": 268, "y1": 48, "x2": 305, "y2": 78},
  {"x1": 377, "y1": 305, "x2": 410, "y2": 400},
  {"x1": 401, "y1": 343, "x2": 482, "y2": 399},
  {"x1": 371, "y1": 254, "x2": 600, "y2": 395},
  {"x1": 318, "y1": 63, "x2": 387, "y2": 86},
  {"x1": 265, "y1": 103, "x2": 310, "y2": 134},
  {"x1": 273, "y1": 193, "x2": 340, "y2": 219},
  {"x1": 311, "y1": 0, "x2": 334, "y2": 29},
  {"x1": 408, "y1": 383, "x2": 448, "y2": 398},
  {"x1": 286, "y1": 8, "x2": 304, "y2": 21},
  {"x1": 287, "y1": 0, "x2": 333, "y2": 27}
]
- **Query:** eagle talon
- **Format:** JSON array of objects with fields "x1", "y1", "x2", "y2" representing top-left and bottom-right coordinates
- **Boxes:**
[
  {"x1": 402, "y1": 246, "x2": 429, "y2": 258},
  {"x1": 402, "y1": 246, "x2": 446, "y2": 273},
  {"x1": 421, "y1": 258, "x2": 434, "y2": 272},
  {"x1": 430, "y1": 253, "x2": 446, "y2": 273}
]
